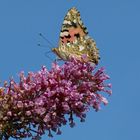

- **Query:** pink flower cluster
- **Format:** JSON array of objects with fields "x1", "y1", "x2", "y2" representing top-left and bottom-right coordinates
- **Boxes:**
[{"x1": 0, "y1": 58, "x2": 111, "y2": 139}]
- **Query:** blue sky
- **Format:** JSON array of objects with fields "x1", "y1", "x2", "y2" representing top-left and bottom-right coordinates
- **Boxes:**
[{"x1": 0, "y1": 0, "x2": 140, "y2": 140}]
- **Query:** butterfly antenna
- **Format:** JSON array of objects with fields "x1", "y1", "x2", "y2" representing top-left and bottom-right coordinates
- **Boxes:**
[
  {"x1": 39, "y1": 33, "x2": 55, "y2": 49},
  {"x1": 38, "y1": 43, "x2": 48, "y2": 48},
  {"x1": 38, "y1": 33, "x2": 57, "y2": 62},
  {"x1": 44, "y1": 52, "x2": 54, "y2": 61},
  {"x1": 38, "y1": 44, "x2": 54, "y2": 61}
]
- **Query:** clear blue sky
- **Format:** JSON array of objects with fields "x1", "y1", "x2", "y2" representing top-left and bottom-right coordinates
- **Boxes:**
[{"x1": 0, "y1": 0, "x2": 140, "y2": 140}]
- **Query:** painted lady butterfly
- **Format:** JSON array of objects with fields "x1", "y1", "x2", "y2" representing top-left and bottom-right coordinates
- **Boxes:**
[{"x1": 52, "y1": 7, "x2": 100, "y2": 64}]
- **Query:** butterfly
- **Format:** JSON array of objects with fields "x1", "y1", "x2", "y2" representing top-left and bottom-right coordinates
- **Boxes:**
[{"x1": 52, "y1": 7, "x2": 100, "y2": 64}]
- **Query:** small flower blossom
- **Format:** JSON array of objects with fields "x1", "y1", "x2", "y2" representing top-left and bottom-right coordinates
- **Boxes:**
[
  {"x1": 0, "y1": 58, "x2": 111, "y2": 139},
  {"x1": 7, "y1": 111, "x2": 12, "y2": 116},
  {"x1": 43, "y1": 114, "x2": 51, "y2": 123},
  {"x1": 17, "y1": 101, "x2": 23, "y2": 108},
  {"x1": 26, "y1": 111, "x2": 31, "y2": 116}
]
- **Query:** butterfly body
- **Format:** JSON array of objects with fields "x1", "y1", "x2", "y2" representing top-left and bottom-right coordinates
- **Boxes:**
[{"x1": 52, "y1": 7, "x2": 100, "y2": 64}]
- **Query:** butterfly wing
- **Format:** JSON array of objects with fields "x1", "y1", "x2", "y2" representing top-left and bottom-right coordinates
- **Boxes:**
[
  {"x1": 59, "y1": 7, "x2": 88, "y2": 46},
  {"x1": 52, "y1": 7, "x2": 100, "y2": 64}
]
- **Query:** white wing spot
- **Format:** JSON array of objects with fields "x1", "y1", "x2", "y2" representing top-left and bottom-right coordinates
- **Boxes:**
[
  {"x1": 79, "y1": 45, "x2": 84, "y2": 51},
  {"x1": 63, "y1": 20, "x2": 71, "y2": 25},
  {"x1": 60, "y1": 32, "x2": 69, "y2": 37}
]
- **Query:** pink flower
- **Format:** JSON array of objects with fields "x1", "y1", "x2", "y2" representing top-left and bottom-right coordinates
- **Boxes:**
[
  {"x1": 35, "y1": 107, "x2": 46, "y2": 115},
  {"x1": 26, "y1": 111, "x2": 31, "y2": 116},
  {"x1": 17, "y1": 101, "x2": 23, "y2": 108},
  {"x1": 0, "y1": 58, "x2": 111, "y2": 139},
  {"x1": 43, "y1": 114, "x2": 51, "y2": 122},
  {"x1": 7, "y1": 111, "x2": 12, "y2": 116}
]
